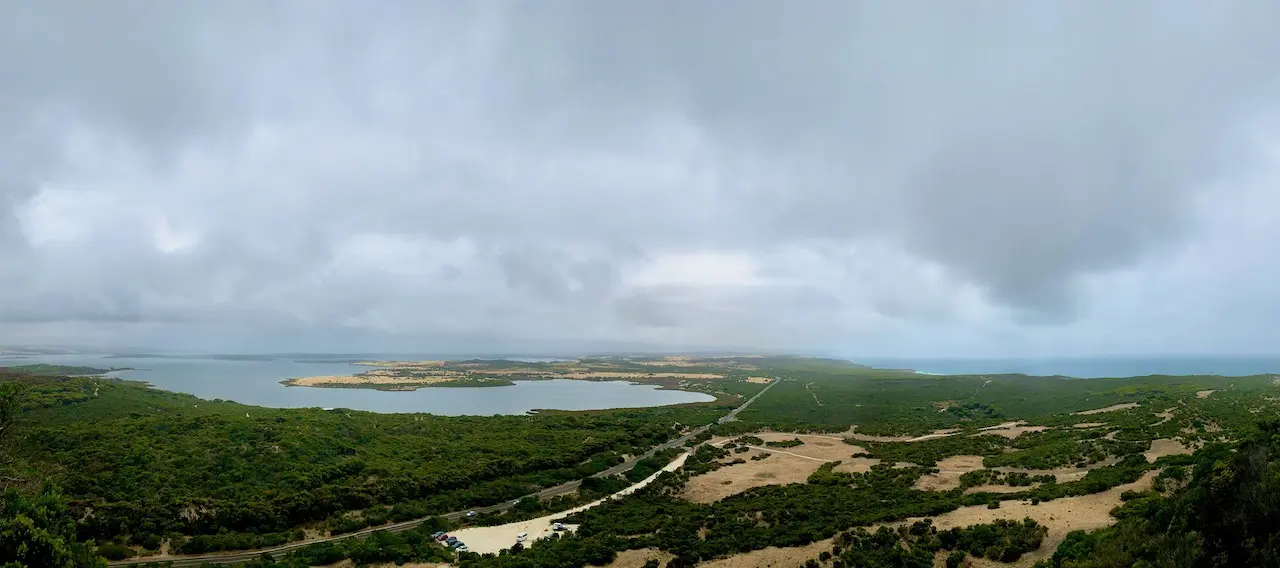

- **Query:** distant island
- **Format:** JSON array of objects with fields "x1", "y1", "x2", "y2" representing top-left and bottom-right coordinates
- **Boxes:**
[
  {"x1": 0, "y1": 363, "x2": 130, "y2": 376},
  {"x1": 280, "y1": 355, "x2": 784, "y2": 391}
]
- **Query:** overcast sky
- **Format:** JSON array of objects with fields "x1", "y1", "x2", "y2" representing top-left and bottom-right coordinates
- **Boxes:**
[{"x1": 3, "y1": 2, "x2": 1280, "y2": 357}]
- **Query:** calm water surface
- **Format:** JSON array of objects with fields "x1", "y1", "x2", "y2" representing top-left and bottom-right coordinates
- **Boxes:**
[
  {"x1": 857, "y1": 357, "x2": 1280, "y2": 378},
  {"x1": 15, "y1": 354, "x2": 714, "y2": 415}
]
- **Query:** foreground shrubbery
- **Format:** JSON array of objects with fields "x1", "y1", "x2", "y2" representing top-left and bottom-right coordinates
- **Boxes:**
[{"x1": 1034, "y1": 422, "x2": 1280, "y2": 567}]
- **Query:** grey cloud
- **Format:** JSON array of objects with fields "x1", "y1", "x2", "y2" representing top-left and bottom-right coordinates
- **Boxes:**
[
  {"x1": 492, "y1": 1, "x2": 1280, "y2": 313},
  {"x1": 2, "y1": 1, "x2": 1280, "y2": 355}
]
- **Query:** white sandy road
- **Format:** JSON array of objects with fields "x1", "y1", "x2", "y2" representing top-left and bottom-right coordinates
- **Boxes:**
[{"x1": 449, "y1": 452, "x2": 691, "y2": 555}]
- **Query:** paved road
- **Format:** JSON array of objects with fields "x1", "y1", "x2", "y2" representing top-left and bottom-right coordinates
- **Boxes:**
[{"x1": 111, "y1": 379, "x2": 778, "y2": 567}]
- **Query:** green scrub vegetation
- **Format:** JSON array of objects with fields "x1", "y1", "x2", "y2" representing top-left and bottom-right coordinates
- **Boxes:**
[{"x1": 5, "y1": 358, "x2": 1280, "y2": 567}]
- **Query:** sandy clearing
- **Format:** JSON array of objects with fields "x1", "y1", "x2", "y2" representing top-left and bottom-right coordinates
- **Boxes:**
[
  {"x1": 963, "y1": 483, "x2": 1042, "y2": 494},
  {"x1": 1072, "y1": 422, "x2": 1107, "y2": 428},
  {"x1": 745, "y1": 377, "x2": 773, "y2": 384},
  {"x1": 1197, "y1": 389, "x2": 1216, "y2": 399},
  {"x1": 1144, "y1": 438, "x2": 1192, "y2": 462},
  {"x1": 914, "y1": 455, "x2": 986, "y2": 491},
  {"x1": 561, "y1": 372, "x2": 726, "y2": 380},
  {"x1": 1072, "y1": 403, "x2": 1139, "y2": 416},
  {"x1": 1150, "y1": 408, "x2": 1176, "y2": 427},
  {"x1": 978, "y1": 421, "x2": 1050, "y2": 439},
  {"x1": 600, "y1": 548, "x2": 676, "y2": 568},
  {"x1": 683, "y1": 450, "x2": 824, "y2": 503},
  {"x1": 917, "y1": 453, "x2": 1140, "y2": 491},
  {"x1": 898, "y1": 471, "x2": 1158, "y2": 568},
  {"x1": 696, "y1": 538, "x2": 833, "y2": 568},
  {"x1": 979, "y1": 421, "x2": 1026, "y2": 431},
  {"x1": 848, "y1": 427, "x2": 961, "y2": 443},
  {"x1": 685, "y1": 435, "x2": 877, "y2": 502},
  {"x1": 755, "y1": 433, "x2": 865, "y2": 460},
  {"x1": 451, "y1": 452, "x2": 689, "y2": 555}
]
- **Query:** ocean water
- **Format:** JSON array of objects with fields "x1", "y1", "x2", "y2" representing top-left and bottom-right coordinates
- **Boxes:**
[
  {"x1": 856, "y1": 357, "x2": 1280, "y2": 378},
  {"x1": 5, "y1": 354, "x2": 713, "y2": 415}
]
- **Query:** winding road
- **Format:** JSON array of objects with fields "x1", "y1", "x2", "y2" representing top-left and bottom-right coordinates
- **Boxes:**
[{"x1": 111, "y1": 379, "x2": 777, "y2": 566}]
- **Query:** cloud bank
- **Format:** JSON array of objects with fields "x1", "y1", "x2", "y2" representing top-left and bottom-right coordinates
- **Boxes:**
[{"x1": 3, "y1": 1, "x2": 1280, "y2": 356}]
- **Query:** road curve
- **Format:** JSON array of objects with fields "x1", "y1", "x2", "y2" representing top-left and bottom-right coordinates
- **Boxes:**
[{"x1": 111, "y1": 379, "x2": 778, "y2": 567}]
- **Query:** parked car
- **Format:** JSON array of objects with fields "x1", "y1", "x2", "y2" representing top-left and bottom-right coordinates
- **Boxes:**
[
  {"x1": 446, "y1": 536, "x2": 459, "y2": 545},
  {"x1": 456, "y1": 545, "x2": 469, "y2": 552},
  {"x1": 436, "y1": 533, "x2": 449, "y2": 542},
  {"x1": 516, "y1": 532, "x2": 528, "y2": 542},
  {"x1": 449, "y1": 540, "x2": 466, "y2": 549},
  {"x1": 466, "y1": 510, "x2": 477, "y2": 518},
  {"x1": 431, "y1": 531, "x2": 445, "y2": 539},
  {"x1": 551, "y1": 523, "x2": 566, "y2": 531}
]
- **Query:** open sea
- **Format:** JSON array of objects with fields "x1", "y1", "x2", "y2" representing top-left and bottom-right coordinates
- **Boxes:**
[{"x1": 854, "y1": 356, "x2": 1280, "y2": 378}]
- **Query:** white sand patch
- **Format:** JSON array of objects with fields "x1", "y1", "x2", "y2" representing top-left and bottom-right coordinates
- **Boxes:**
[
  {"x1": 450, "y1": 452, "x2": 689, "y2": 555},
  {"x1": 1197, "y1": 390, "x2": 1216, "y2": 399}
]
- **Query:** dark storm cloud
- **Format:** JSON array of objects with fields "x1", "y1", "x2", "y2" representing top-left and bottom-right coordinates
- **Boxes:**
[{"x1": 2, "y1": 1, "x2": 1279, "y2": 354}]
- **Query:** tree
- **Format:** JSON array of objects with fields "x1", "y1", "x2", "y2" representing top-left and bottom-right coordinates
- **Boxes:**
[
  {"x1": 0, "y1": 381, "x2": 21, "y2": 445},
  {"x1": 0, "y1": 484, "x2": 107, "y2": 568}
]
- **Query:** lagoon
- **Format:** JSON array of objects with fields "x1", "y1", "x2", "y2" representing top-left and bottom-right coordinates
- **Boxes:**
[{"x1": 13, "y1": 354, "x2": 715, "y2": 415}]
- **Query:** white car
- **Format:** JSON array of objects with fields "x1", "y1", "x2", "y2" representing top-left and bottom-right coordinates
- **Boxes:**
[
  {"x1": 465, "y1": 510, "x2": 476, "y2": 518},
  {"x1": 551, "y1": 522, "x2": 566, "y2": 531},
  {"x1": 516, "y1": 532, "x2": 528, "y2": 542}
]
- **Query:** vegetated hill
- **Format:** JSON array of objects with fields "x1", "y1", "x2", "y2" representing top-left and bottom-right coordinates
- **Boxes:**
[
  {"x1": 727, "y1": 368, "x2": 1274, "y2": 435},
  {"x1": 0, "y1": 373, "x2": 727, "y2": 556},
  {"x1": 1036, "y1": 420, "x2": 1280, "y2": 567},
  {"x1": 0, "y1": 364, "x2": 118, "y2": 376}
]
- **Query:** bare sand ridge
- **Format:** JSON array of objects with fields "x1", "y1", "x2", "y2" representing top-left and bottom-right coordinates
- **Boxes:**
[
  {"x1": 1197, "y1": 389, "x2": 1216, "y2": 399},
  {"x1": 1072, "y1": 403, "x2": 1139, "y2": 416},
  {"x1": 450, "y1": 452, "x2": 690, "y2": 555},
  {"x1": 1072, "y1": 422, "x2": 1107, "y2": 428}
]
